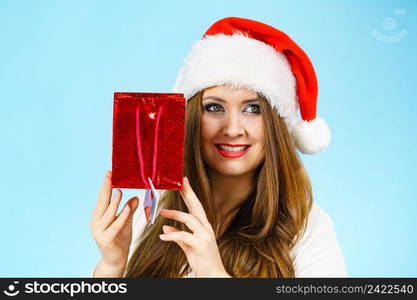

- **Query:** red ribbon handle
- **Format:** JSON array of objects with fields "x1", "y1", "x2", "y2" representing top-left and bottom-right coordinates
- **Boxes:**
[{"x1": 135, "y1": 105, "x2": 163, "y2": 189}]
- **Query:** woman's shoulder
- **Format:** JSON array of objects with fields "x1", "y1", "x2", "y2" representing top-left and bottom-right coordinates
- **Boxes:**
[
  {"x1": 304, "y1": 202, "x2": 334, "y2": 231},
  {"x1": 290, "y1": 201, "x2": 347, "y2": 277}
]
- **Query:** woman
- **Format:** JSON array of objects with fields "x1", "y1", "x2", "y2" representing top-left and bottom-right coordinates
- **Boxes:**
[{"x1": 90, "y1": 17, "x2": 346, "y2": 277}]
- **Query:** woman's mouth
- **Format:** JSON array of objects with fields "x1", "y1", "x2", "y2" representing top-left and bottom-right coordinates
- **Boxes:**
[{"x1": 214, "y1": 144, "x2": 251, "y2": 158}]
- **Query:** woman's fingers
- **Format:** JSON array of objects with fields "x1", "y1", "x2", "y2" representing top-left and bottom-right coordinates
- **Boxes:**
[
  {"x1": 104, "y1": 196, "x2": 140, "y2": 239},
  {"x1": 162, "y1": 225, "x2": 180, "y2": 233},
  {"x1": 93, "y1": 171, "x2": 113, "y2": 221},
  {"x1": 124, "y1": 196, "x2": 140, "y2": 226},
  {"x1": 99, "y1": 189, "x2": 123, "y2": 231},
  {"x1": 180, "y1": 177, "x2": 211, "y2": 228},
  {"x1": 159, "y1": 230, "x2": 199, "y2": 249},
  {"x1": 105, "y1": 204, "x2": 131, "y2": 239},
  {"x1": 159, "y1": 209, "x2": 207, "y2": 236},
  {"x1": 144, "y1": 206, "x2": 151, "y2": 223},
  {"x1": 162, "y1": 225, "x2": 188, "y2": 251}
]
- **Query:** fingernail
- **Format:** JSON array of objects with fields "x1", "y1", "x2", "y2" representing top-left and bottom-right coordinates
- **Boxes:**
[
  {"x1": 183, "y1": 177, "x2": 188, "y2": 185},
  {"x1": 159, "y1": 234, "x2": 166, "y2": 239}
]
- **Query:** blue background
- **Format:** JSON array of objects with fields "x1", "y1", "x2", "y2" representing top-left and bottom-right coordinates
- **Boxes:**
[{"x1": 1, "y1": 0, "x2": 416, "y2": 277}]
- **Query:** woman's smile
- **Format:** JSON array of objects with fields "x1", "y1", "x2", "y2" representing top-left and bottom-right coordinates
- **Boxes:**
[{"x1": 214, "y1": 144, "x2": 251, "y2": 158}]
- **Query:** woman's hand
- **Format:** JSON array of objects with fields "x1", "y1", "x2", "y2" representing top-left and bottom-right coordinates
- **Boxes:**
[
  {"x1": 89, "y1": 171, "x2": 141, "y2": 277},
  {"x1": 158, "y1": 177, "x2": 231, "y2": 278}
]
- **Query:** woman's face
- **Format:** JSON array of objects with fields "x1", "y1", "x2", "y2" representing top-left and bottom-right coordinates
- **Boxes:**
[{"x1": 200, "y1": 85, "x2": 265, "y2": 177}]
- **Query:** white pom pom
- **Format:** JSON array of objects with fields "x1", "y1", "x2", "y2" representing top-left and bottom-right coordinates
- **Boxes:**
[{"x1": 290, "y1": 117, "x2": 331, "y2": 154}]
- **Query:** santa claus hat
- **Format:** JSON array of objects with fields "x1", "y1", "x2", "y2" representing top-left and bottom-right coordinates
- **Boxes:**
[{"x1": 173, "y1": 17, "x2": 331, "y2": 154}]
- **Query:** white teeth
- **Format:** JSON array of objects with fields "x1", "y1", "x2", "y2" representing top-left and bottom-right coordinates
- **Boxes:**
[{"x1": 218, "y1": 145, "x2": 248, "y2": 152}]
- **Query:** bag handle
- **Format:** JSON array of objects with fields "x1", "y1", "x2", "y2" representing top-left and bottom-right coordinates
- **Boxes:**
[{"x1": 135, "y1": 105, "x2": 163, "y2": 188}]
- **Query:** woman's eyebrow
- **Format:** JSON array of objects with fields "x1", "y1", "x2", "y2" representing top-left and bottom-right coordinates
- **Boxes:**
[
  {"x1": 241, "y1": 98, "x2": 259, "y2": 104},
  {"x1": 202, "y1": 96, "x2": 226, "y2": 102},
  {"x1": 202, "y1": 96, "x2": 259, "y2": 104}
]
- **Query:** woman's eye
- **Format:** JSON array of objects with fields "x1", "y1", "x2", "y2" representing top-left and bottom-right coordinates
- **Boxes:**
[
  {"x1": 244, "y1": 104, "x2": 261, "y2": 114},
  {"x1": 204, "y1": 103, "x2": 224, "y2": 112}
]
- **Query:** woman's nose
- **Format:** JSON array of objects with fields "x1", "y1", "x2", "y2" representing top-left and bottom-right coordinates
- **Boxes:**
[{"x1": 221, "y1": 113, "x2": 245, "y2": 137}]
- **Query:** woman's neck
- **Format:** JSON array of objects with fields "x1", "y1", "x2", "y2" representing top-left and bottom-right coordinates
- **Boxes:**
[{"x1": 207, "y1": 169, "x2": 256, "y2": 234}]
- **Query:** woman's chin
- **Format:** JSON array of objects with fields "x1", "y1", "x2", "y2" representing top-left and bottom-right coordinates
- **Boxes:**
[{"x1": 209, "y1": 165, "x2": 255, "y2": 177}]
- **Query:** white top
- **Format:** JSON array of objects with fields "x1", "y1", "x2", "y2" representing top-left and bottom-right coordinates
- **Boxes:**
[{"x1": 94, "y1": 201, "x2": 347, "y2": 277}]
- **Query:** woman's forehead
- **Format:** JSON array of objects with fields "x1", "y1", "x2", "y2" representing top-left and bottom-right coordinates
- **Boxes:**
[{"x1": 202, "y1": 85, "x2": 258, "y2": 101}]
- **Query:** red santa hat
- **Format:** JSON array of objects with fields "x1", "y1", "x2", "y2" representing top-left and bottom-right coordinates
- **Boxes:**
[{"x1": 173, "y1": 17, "x2": 331, "y2": 154}]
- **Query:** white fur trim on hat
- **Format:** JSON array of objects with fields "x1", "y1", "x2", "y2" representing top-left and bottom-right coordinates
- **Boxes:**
[
  {"x1": 290, "y1": 117, "x2": 331, "y2": 154},
  {"x1": 173, "y1": 33, "x2": 298, "y2": 120}
]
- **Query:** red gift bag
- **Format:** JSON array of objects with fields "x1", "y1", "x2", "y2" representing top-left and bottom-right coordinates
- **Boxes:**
[{"x1": 112, "y1": 92, "x2": 185, "y2": 190}]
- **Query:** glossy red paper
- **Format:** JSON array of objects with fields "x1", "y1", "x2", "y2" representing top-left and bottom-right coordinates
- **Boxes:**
[{"x1": 112, "y1": 93, "x2": 185, "y2": 190}]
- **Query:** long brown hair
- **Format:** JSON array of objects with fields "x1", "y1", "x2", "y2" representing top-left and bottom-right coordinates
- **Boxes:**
[{"x1": 124, "y1": 90, "x2": 313, "y2": 277}]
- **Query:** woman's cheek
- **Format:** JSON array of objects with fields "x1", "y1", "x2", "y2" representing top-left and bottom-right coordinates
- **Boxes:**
[
  {"x1": 245, "y1": 119, "x2": 264, "y2": 139},
  {"x1": 201, "y1": 118, "x2": 219, "y2": 141}
]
